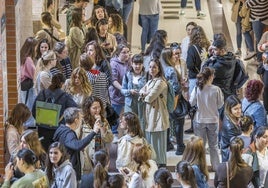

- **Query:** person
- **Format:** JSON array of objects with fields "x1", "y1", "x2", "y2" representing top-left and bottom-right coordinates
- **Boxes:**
[
  {"x1": 81, "y1": 96, "x2": 113, "y2": 173},
  {"x1": 160, "y1": 47, "x2": 182, "y2": 152},
  {"x1": 35, "y1": 38, "x2": 50, "y2": 62},
  {"x1": 51, "y1": 42, "x2": 73, "y2": 79},
  {"x1": 242, "y1": 126, "x2": 268, "y2": 188},
  {"x1": 242, "y1": 79, "x2": 267, "y2": 128},
  {"x1": 121, "y1": 54, "x2": 147, "y2": 133},
  {"x1": 4, "y1": 103, "x2": 31, "y2": 164},
  {"x1": 20, "y1": 130, "x2": 47, "y2": 170},
  {"x1": 143, "y1": 30, "x2": 167, "y2": 71},
  {"x1": 108, "y1": 13, "x2": 124, "y2": 35},
  {"x1": 182, "y1": 136, "x2": 209, "y2": 188},
  {"x1": 139, "y1": 0, "x2": 161, "y2": 53},
  {"x1": 53, "y1": 107, "x2": 101, "y2": 181},
  {"x1": 139, "y1": 58, "x2": 169, "y2": 167},
  {"x1": 46, "y1": 142, "x2": 77, "y2": 188},
  {"x1": 238, "y1": 115, "x2": 254, "y2": 149},
  {"x1": 85, "y1": 40, "x2": 112, "y2": 85},
  {"x1": 109, "y1": 44, "x2": 131, "y2": 141},
  {"x1": 32, "y1": 73, "x2": 77, "y2": 151},
  {"x1": 95, "y1": 18, "x2": 117, "y2": 59},
  {"x1": 1, "y1": 149, "x2": 49, "y2": 188},
  {"x1": 35, "y1": 11, "x2": 59, "y2": 49},
  {"x1": 105, "y1": 0, "x2": 122, "y2": 16},
  {"x1": 80, "y1": 149, "x2": 110, "y2": 188},
  {"x1": 87, "y1": 5, "x2": 108, "y2": 28},
  {"x1": 122, "y1": 0, "x2": 134, "y2": 24},
  {"x1": 108, "y1": 174, "x2": 128, "y2": 188},
  {"x1": 20, "y1": 37, "x2": 38, "y2": 117},
  {"x1": 35, "y1": 50, "x2": 57, "y2": 94},
  {"x1": 66, "y1": 7, "x2": 85, "y2": 69},
  {"x1": 65, "y1": 67, "x2": 92, "y2": 107},
  {"x1": 83, "y1": 27, "x2": 99, "y2": 51},
  {"x1": 180, "y1": 0, "x2": 206, "y2": 18},
  {"x1": 176, "y1": 160, "x2": 197, "y2": 188},
  {"x1": 215, "y1": 137, "x2": 253, "y2": 188},
  {"x1": 79, "y1": 53, "x2": 110, "y2": 109},
  {"x1": 126, "y1": 144, "x2": 158, "y2": 188},
  {"x1": 116, "y1": 112, "x2": 146, "y2": 171},
  {"x1": 189, "y1": 67, "x2": 224, "y2": 171},
  {"x1": 221, "y1": 95, "x2": 242, "y2": 162},
  {"x1": 152, "y1": 168, "x2": 174, "y2": 188}
]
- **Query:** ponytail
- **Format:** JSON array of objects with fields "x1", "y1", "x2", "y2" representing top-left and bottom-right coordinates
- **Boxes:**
[
  {"x1": 94, "y1": 162, "x2": 108, "y2": 188},
  {"x1": 197, "y1": 67, "x2": 215, "y2": 90},
  {"x1": 176, "y1": 160, "x2": 197, "y2": 188}
]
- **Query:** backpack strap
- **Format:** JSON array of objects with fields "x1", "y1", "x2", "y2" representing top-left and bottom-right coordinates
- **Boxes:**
[{"x1": 43, "y1": 29, "x2": 60, "y2": 42}]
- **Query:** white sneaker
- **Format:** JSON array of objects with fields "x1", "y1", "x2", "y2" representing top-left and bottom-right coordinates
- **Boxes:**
[
  {"x1": 197, "y1": 11, "x2": 206, "y2": 18},
  {"x1": 180, "y1": 10, "x2": 185, "y2": 15}
]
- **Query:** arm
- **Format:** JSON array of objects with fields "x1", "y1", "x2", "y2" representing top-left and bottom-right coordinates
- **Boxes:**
[
  {"x1": 258, "y1": 31, "x2": 268, "y2": 52},
  {"x1": 6, "y1": 129, "x2": 20, "y2": 156},
  {"x1": 111, "y1": 61, "x2": 122, "y2": 90},
  {"x1": 217, "y1": 88, "x2": 224, "y2": 109},
  {"x1": 64, "y1": 131, "x2": 97, "y2": 151},
  {"x1": 63, "y1": 167, "x2": 77, "y2": 188},
  {"x1": 165, "y1": 67, "x2": 181, "y2": 95},
  {"x1": 69, "y1": 27, "x2": 84, "y2": 49},
  {"x1": 144, "y1": 79, "x2": 166, "y2": 103}
]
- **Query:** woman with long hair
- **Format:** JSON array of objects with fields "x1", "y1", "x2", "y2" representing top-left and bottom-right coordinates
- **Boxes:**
[
  {"x1": 4, "y1": 103, "x2": 31, "y2": 164},
  {"x1": 182, "y1": 136, "x2": 209, "y2": 188},
  {"x1": 46, "y1": 142, "x2": 77, "y2": 187},
  {"x1": 221, "y1": 95, "x2": 242, "y2": 162},
  {"x1": 238, "y1": 115, "x2": 254, "y2": 149},
  {"x1": 35, "y1": 38, "x2": 50, "y2": 62},
  {"x1": 139, "y1": 58, "x2": 169, "y2": 167},
  {"x1": 215, "y1": 137, "x2": 253, "y2": 188},
  {"x1": 108, "y1": 13, "x2": 124, "y2": 35},
  {"x1": 65, "y1": 67, "x2": 92, "y2": 107},
  {"x1": 190, "y1": 67, "x2": 223, "y2": 170},
  {"x1": 81, "y1": 96, "x2": 113, "y2": 173},
  {"x1": 176, "y1": 160, "x2": 197, "y2": 188},
  {"x1": 88, "y1": 5, "x2": 108, "y2": 28},
  {"x1": 153, "y1": 168, "x2": 174, "y2": 188}
]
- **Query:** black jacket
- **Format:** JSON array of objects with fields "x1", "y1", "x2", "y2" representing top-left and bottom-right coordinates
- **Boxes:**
[
  {"x1": 186, "y1": 45, "x2": 202, "y2": 79},
  {"x1": 203, "y1": 52, "x2": 237, "y2": 99},
  {"x1": 53, "y1": 125, "x2": 96, "y2": 181}
]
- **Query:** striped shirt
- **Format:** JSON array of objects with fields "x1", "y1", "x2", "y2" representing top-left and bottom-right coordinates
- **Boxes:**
[
  {"x1": 50, "y1": 57, "x2": 73, "y2": 79},
  {"x1": 247, "y1": 0, "x2": 268, "y2": 21}
]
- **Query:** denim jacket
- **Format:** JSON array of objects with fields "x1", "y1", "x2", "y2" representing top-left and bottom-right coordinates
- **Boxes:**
[
  {"x1": 121, "y1": 70, "x2": 147, "y2": 106},
  {"x1": 163, "y1": 66, "x2": 181, "y2": 96},
  {"x1": 192, "y1": 164, "x2": 209, "y2": 188}
]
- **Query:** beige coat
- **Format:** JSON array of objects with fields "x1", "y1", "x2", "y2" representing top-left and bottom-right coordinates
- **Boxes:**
[
  {"x1": 140, "y1": 77, "x2": 170, "y2": 132},
  {"x1": 230, "y1": 0, "x2": 240, "y2": 23}
]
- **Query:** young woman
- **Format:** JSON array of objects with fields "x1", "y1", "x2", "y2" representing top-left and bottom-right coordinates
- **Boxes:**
[
  {"x1": 65, "y1": 67, "x2": 92, "y2": 107},
  {"x1": 182, "y1": 136, "x2": 209, "y2": 188},
  {"x1": 35, "y1": 50, "x2": 57, "y2": 94},
  {"x1": 176, "y1": 160, "x2": 197, "y2": 188},
  {"x1": 20, "y1": 130, "x2": 47, "y2": 170},
  {"x1": 215, "y1": 137, "x2": 253, "y2": 188},
  {"x1": 121, "y1": 54, "x2": 147, "y2": 133},
  {"x1": 87, "y1": 5, "x2": 108, "y2": 28},
  {"x1": 116, "y1": 112, "x2": 146, "y2": 171},
  {"x1": 35, "y1": 38, "x2": 50, "y2": 62},
  {"x1": 108, "y1": 13, "x2": 124, "y2": 35},
  {"x1": 189, "y1": 67, "x2": 224, "y2": 170},
  {"x1": 66, "y1": 7, "x2": 85, "y2": 69},
  {"x1": 4, "y1": 103, "x2": 31, "y2": 164},
  {"x1": 221, "y1": 95, "x2": 242, "y2": 162},
  {"x1": 85, "y1": 40, "x2": 112, "y2": 85},
  {"x1": 139, "y1": 58, "x2": 169, "y2": 167},
  {"x1": 46, "y1": 142, "x2": 77, "y2": 188},
  {"x1": 238, "y1": 115, "x2": 254, "y2": 149},
  {"x1": 243, "y1": 126, "x2": 268, "y2": 188},
  {"x1": 153, "y1": 168, "x2": 174, "y2": 188},
  {"x1": 2, "y1": 149, "x2": 49, "y2": 188},
  {"x1": 127, "y1": 144, "x2": 158, "y2": 188},
  {"x1": 108, "y1": 174, "x2": 128, "y2": 188},
  {"x1": 81, "y1": 96, "x2": 113, "y2": 173}
]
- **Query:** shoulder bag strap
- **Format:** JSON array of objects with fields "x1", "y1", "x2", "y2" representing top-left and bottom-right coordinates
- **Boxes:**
[
  {"x1": 43, "y1": 29, "x2": 60, "y2": 42},
  {"x1": 193, "y1": 45, "x2": 202, "y2": 61},
  {"x1": 243, "y1": 101, "x2": 257, "y2": 115},
  {"x1": 226, "y1": 162, "x2": 230, "y2": 188}
]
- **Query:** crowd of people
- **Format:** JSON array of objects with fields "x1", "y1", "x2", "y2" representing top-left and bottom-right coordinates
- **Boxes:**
[{"x1": 1, "y1": 0, "x2": 268, "y2": 187}]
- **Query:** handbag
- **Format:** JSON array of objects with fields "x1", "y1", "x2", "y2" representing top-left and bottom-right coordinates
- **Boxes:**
[
  {"x1": 172, "y1": 95, "x2": 190, "y2": 119},
  {"x1": 105, "y1": 103, "x2": 119, "y2": 126},
  {"x1": 21, "y1": 78, "x2": 33, "y2": 91}
]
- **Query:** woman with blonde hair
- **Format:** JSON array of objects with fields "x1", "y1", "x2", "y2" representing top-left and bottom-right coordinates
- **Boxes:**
[
  {"x1": 65, "y1": 67, "x2": 92, "y2": 107},
  {"x1": 108, "y1": 13, "x2": 124, "y2": 35},
  {"x1": 182, "y1": 136, "x2": 209, "y2": 188},
  {"x1": 35, "y1": 50, "x2": 57, "y2": 94}
]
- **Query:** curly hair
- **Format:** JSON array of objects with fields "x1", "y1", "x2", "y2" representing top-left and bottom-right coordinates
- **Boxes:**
[
  {"x1": 82, "y1": 96, "x2": 105, "y2": 128},
  {"x1": 120, "y1": 112, "x2": 143, "y2": 137},
  {"x1": 190, "y1": 25, "x2": 210, "y2": 50},
  {"x1": 90, "y1": 5, "x2": 108, "y2": 27},
  {"x1": 85, "y1": 40, "x2": 106, "y2": 65},
  {"x1": 68, "y1": 67, "x2": 92, "y2": 96},
  {"x1": 108, "y1": 14, "x2": 124, "y2": 35},
  {"x1": 244, "y1": 79, "x2": 264, "y2": 101}
]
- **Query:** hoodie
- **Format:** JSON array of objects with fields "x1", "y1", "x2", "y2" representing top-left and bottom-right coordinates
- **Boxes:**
[
  {"x1": 51, "y1": 160, "x2": 77, "y2": 188},
  {"x1": 53, "y1": 125, "x2": 96, "y2": 181}
]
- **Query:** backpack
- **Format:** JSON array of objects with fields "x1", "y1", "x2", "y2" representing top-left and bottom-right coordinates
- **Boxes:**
[
  {"x1": 166, "y1": 80, "x2": 175, "y2": 113},
  {"x1": 232, "y1": 59, "x2": 249, "y2": 89}
]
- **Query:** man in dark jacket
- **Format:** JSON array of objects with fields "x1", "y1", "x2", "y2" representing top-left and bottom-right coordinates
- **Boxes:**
[{"x1": 53, "y1": 107, "x2": 101, "y2": 181}]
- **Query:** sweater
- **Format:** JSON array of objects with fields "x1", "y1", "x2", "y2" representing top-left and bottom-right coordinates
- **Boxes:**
[{"x1": 139, "y1": 0, "x2": 161, "y2": 15}]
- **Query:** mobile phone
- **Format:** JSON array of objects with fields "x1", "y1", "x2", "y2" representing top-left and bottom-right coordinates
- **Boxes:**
[{"x1": 123, "y1": 168, "x2": 129, "y2": 174}]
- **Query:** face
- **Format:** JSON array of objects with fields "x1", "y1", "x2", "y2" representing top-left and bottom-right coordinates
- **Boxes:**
[
  {"x1": 16, "y1": 157, "x2": 23, "y2": 172},
  {"x1": 49, "y1": 147, "x2": 63, "y2": 166},
  {"x1": 87, "y1": 45, "x2": 96, "y2": 58},
  {"x1": 40, "y1": 42, "x2": 49, "y2": 55},
  {"x1": 99, "y1": 24, "x2": 108, "y2": 34},
  {"x1": 149, "y1": 61, "x2": 160, "y2": 78},
  {"x1": 212, "y1": 46, "x2": 225, "y2": 56},
  {"x1": 74, "y1": 73, "x2": 81, "y2": 86},
  {"x1": 82, "y1": 2, "x2": 88, "y2": 9},
  {"x1": 95, "y1": 8, "x2": 105, "y2": 20},
  {"x1": 20, "y1": 136, "x2": 29, "y2": 149},
  {"x1": 90, "y1": 101, "x2": 102, "y2": 117},
  {"x1": 172, "y1": 48, "x2": 181, "y2": 62},
  {"x1": 118, "y1": 47, "x2": 130, "y2": 62},
  {"x1": 57, "y1": 47, "x2": 68, "y2": 59},
  {"x1": 231, "y1": 103, "x2": 242, "y2": 118},
  {"x1": 132, "y1": 62, "x2": 143, "y2": 75},
  {"x1": 108, "y1": 17, "x2": 113, "y2": 29},
  {"x1": 186, "y1": 25, "x2": 195, "y2": 36},
  {"x1": 256, "y1": 130, "x2": 268, "y2": 148},
  {"x1": 50, "y1": 56, "x2": 57, "y2": 67},
  {"x1": 119, "y1": 116, "x2": 127, "y2": 129}
]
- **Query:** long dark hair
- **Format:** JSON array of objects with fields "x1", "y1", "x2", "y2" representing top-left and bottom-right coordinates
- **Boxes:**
[
  {"x1": 145, "y1": 30, "x2": 167, "y2": 59},
  {"x1": 120, "y1": 112, "x2": 143, "y2": 137},
  {"x1": 48, "y1": 73, "x2": 66, "y2": 91},
  {"x1": 20, "y1": 37, "x2": 38, "y2": 65},
  {"x1": 196, "y1": 67, "x2": 215, "y2": 90},
  {"x1": 176, "y1": 160, "x2": 197, "y2": 188}
]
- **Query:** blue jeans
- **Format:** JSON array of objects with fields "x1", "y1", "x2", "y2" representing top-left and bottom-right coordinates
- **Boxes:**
[
  {"x1": 20, "y1": 88, "x2": 36, "y2": 127},
  {"x1": 140, "y1": 14, "x2": 159, "y2": 52},
  {"x1": 188, "y1": 78, "x2": 197, "y2": 96},
  {"x1": 236, "y1": 16, "x2": 254, "y2": 51},
  {"x1": 252, "y1": 20, "x2": 265, "y2": 61},
  {"x1": 122, "y1": 1, "x2": 134, "y2": 23},
  {"x1": 111, "y1": 104, "x2": 124, "y2": 134},
  {"x1": 181, "y1": 0, "x2": 201, "y2": 11}
]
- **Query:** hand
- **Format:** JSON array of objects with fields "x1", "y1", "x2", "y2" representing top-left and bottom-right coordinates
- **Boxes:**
[
  {"x1": 93, "y1": 120, "x2": 101, "y2": 133},
  {"x1": 130, "y1": 89, "x2": 139, "y2": 95},
  {"x1": 4, "y1": 163, "x2": 14, "y2": 181}
]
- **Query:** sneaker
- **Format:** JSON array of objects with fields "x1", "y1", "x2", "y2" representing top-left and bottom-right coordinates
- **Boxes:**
[
  {"x1": 184, "y1": 128, "x2": 194, "y2": 134},
  {"x1": 180, "y1": 10, "x2": 185, "y2": 15},
  {"x1": 244, "y1": 51, "x2": 256, "y2": 61},
  {"x1": 234, "y1": 49, "x2": 242, "y2": 56},
  {"x1": 197, "y1": 11, "x2": 206, "y2": 18}
]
